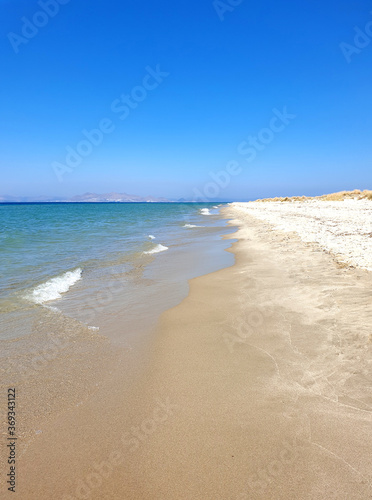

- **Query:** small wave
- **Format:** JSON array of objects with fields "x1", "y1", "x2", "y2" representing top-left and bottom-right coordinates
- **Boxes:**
[
  {"x1": 44, "y1": 305, "x2": 61, "y2": 313},
  {"x1": 148, "y1": 235, "x2": 155, "y2": 239},
  {"x1": 200, "y1": 208, "x2": 211, "y2": 215},
  {"x1": 144, "y1": 244, "x2": 169, "y2": 254},
  {"x1": 183, "y1": 224, "x2": 204, "y2": 228},
  {"x1": 26, "y1": 268, "x2": 82, "y2": 304}
]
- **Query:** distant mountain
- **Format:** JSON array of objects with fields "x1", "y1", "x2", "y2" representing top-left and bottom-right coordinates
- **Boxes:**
[
  {"x1": 0, "y1": 192, "x2": 170, "y2": 203},
  {"x1": 67, "y1": 192, "x2": 169, "y2": 202}
]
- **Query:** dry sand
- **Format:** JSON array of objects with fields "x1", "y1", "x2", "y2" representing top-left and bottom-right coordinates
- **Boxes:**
[
  {"x1": 119, "y1": 205, "x2": 372, "y2": 500},
  {"x1": 2, "y1": 205, "x2": 372, "y2": 499},
  {"x1": 233, "y1": 199, "x2": 372, "y2": 271}
]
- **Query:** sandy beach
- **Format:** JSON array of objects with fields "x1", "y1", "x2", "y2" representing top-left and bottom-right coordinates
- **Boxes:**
[
  {"x1": 3, "y1": 0, "x2": 371, "y2": 496},
  {"x1": 120, "y1": 202, "x2": 372, "y2": 500},
  {"x1": 3, "y1": 202, "x2": 372, "y2": 499}
]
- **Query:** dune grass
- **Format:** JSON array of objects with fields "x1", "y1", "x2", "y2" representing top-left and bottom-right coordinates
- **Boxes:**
[{"x1": 255, "y1": 189, "x2": 372, "y2": 202}]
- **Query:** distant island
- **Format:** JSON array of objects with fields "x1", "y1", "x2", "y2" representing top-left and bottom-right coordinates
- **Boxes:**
[{"x1": 0, "y1": 192, "x2": 171, "y2": 203}]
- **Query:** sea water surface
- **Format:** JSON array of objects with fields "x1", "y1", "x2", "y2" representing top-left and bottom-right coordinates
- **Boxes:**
[{"x1": 0, "y1": 203, "x2": 235, "y2": 343}]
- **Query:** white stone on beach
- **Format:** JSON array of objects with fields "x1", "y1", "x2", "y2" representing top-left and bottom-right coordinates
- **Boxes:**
[{"x1": 232, "y1": 199, "x2": 372, "y2": 271}]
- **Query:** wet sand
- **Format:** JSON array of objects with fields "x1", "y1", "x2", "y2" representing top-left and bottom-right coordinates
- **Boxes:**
[
  {"x1": 120, "y1": 205, "x2": 372, "y2": 500},
  {"x1": 2, "y1": 205, "x2": 372, "y2": 499}
]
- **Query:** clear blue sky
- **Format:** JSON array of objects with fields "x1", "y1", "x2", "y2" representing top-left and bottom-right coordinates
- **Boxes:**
[{"x1": 1, "y1": 0, "x2": 372, "y2": 200}]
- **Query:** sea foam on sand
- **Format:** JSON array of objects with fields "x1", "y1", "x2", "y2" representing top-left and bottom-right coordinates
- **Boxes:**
[
  {"x1": 144, "y1": 244, "x2": 169, "y2": 254},
  {"x1": 232, "y1": 199, "x2": 372, "y2": 271},
  {"x1": 26, "y1": 268, "x2": 83, "y2": 304}
]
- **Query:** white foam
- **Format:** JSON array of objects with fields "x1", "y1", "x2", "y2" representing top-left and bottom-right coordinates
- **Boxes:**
[
  {"x1": 148, "y1": 235, "x2": 156, "y2": 239},
  {"x1": 200, "y1": 208, "x2": 211, "y2": 215},
  {"x1": 88, "y1": 326, "x2": 100, "y2": 332},
  {"x1": 183, "y1": 224, "x2": 204, "y2": 228},
  {"x1": 44, "y1": 305, "x2": 60, "y2": 313},
  {"x1": 26, "y1": 268, "x2": 82, "y2": 304},
  {"x1": 144, "y1": 244, "x2": 168, "y2": 254}
]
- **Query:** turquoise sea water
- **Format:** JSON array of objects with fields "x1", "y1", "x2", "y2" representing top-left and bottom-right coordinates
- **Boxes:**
[{"x1": 0, "y1": 203, "x2": 235, "y2": 342}]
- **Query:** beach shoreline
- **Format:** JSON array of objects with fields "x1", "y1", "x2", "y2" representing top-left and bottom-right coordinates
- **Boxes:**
[
  {"x1": 2, "y1": 203, "x2": 372, "y2": 499},
  {"x1": 119, "y1": 203, "x2": 372, "y2": 499}
]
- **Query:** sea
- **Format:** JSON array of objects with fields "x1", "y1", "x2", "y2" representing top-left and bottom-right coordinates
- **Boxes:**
[{"x1": 0, "y1": 203, "x2": 235, "y2": 346}]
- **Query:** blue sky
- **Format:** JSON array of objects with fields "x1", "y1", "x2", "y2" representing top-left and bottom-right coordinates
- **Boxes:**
[{"x1": 1, "y1": 0, "x2": 372, "y2": 200}]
